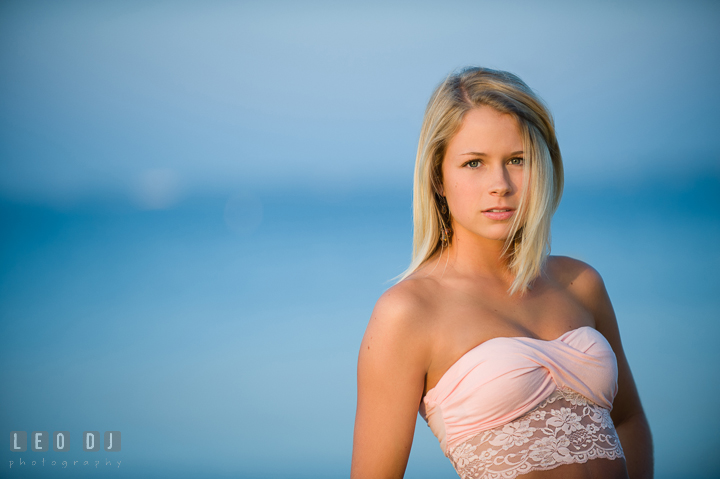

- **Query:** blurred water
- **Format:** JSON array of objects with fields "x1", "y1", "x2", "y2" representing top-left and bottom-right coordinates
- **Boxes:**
[{"x1": 1, "y1": 175, "x2": 718, "y2": 479}]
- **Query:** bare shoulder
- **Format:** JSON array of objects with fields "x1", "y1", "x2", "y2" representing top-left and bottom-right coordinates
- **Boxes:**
[
  {"x1": 546, "y1": 255, "x2": 603, "y2": 289},
  {"x1": 545, "y1": 254, "x2": 626, "y2": 354},
  {"x1": 372, "y1": 275, "x2": 439, "y2": 323},
  {"x1": 361, "y1": 276, "x2": 438, "y2": 361},
  {"x1": 546, "y1": 255, "x2": 609, "y2": 314},
  {"x1": 352, "y1": 277, "x2": 439, "y2": 477}
]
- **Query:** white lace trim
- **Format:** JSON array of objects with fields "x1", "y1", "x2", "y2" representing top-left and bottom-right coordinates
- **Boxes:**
[{"x1": 446, "y1": 388, "x2": 625, "y2": 479}]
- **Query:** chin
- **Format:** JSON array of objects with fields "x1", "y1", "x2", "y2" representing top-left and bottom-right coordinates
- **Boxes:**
[
  {"x1": 479, "y1": 227, "x2": 512, "y2": 242},
  {"x1": 476, "y1": 233, "x2": 510, "y2": 242},
  {"x1": 460, "y1": 223, "x2": 512, "y2": 242}
]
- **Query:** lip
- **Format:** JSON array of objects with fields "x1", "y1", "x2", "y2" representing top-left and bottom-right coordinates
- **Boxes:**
[{"x1": 482, "y1": 207, "x2": 515, "y2": 221}]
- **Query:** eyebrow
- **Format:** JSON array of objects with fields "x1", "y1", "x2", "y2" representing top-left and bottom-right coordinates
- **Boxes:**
[{"x1": 461, "y1": 150, "x2": 524, "y2": 156}]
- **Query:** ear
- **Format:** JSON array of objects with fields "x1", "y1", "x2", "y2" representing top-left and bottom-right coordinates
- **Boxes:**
[{"x1": 432, "y1": 174, "x2": 444, "y2": 197}]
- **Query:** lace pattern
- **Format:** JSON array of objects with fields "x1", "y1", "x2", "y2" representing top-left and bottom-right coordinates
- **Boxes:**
[{"x1": 447, "y1": 388, "x2": 625, "y2": 479}]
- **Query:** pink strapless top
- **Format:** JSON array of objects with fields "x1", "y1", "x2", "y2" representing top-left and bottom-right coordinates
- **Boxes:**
[{"x1": 418, "y1": 326, "x2": 619, "y2": 455}]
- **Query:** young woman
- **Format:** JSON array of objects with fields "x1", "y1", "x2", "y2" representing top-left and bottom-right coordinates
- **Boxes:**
[{"x1": 351, "y1": 67, "x2": 653, "y2": 479}]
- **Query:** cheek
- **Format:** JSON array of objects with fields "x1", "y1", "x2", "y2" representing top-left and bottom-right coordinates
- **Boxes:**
[
  {"x1": 447, "y1": 179, "x2": 480, "y2": 218},
  {"x1": 501, "y1": 166, "x2": 524, "y2": 195}
]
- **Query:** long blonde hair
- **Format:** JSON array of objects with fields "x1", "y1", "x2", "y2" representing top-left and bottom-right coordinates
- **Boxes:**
[{"x1": 397, "y1": 67, "x2": 563, "y2": 295}]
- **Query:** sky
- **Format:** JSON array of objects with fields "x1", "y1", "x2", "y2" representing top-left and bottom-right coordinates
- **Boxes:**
[
  {"x1": 2, "y1": 0, "x2": 719, "y2": 203},
  {"x1": 1, "y1": 1, "x2": 719, "y2": 478}
]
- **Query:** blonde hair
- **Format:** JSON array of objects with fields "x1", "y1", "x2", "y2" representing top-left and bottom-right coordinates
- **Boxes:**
[{"x1": 397, "y1": 67, "x2": 563, "y2": 295}]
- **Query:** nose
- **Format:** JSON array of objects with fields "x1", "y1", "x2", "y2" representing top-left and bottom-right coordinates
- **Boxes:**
[{"x1": 488, "y1": 164, "x2": 512, "y2": 196}]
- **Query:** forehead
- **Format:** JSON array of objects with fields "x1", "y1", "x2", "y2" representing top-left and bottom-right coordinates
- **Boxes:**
[{"x1": 445, "y1": 106, "x2": 523, "y2": 157}]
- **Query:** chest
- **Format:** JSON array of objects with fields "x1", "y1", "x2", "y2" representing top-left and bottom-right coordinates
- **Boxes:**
[{"x1": 424, "y1": 281, "x2": 595, "y2": 395}]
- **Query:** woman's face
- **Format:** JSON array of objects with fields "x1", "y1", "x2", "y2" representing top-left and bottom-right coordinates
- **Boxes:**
[{"x1": 441, "y1": 105, "x2": 525, "y2": 243}]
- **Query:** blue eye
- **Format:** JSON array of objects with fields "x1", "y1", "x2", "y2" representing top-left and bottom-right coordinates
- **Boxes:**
[{"x1": 466, "y1": 160, "x2": 480, "y2": 168}]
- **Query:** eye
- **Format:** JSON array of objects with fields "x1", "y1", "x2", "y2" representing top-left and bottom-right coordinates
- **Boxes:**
[
  {"x1": 465, "y1": 160, "x2": 481, "y2": 168},
  {"x1": 508, "y1": 157, "x2": 524, "y2": 166}
]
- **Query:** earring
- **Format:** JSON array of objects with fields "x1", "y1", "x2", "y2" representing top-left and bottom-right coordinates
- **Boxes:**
[{"x1": 439, "y1": 196, "x2": 452, "y2": 247}]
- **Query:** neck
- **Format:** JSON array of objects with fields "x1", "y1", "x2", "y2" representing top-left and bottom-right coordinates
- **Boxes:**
[{"x1": 440, "y1": 225, "x2": 515, "y2": 283}]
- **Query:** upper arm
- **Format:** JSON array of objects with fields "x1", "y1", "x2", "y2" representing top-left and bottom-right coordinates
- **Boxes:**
[
  {"x1": 351, "y1": 283, "x2": 432, "y2": 479},
  {"x1": 560, "y1": 257, "x2": 646, "y2": 426}
]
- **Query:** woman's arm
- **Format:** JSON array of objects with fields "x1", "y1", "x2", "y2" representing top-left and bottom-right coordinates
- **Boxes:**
[
  {"x1": 351, "y1": 284, "x2": 432, "y2": 479},
  {"x1": 567, "y1": 260, "x2": 654, "y2": 479}
]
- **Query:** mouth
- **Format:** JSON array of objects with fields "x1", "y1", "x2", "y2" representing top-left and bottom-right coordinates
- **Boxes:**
[{"x1": 482, "y1": 208, "x2": 515, "y2": 220}]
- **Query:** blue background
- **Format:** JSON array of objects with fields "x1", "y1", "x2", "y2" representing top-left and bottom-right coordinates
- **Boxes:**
[{"x1": 1, "y1": 1, "x2": 719, "y2": 478}]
